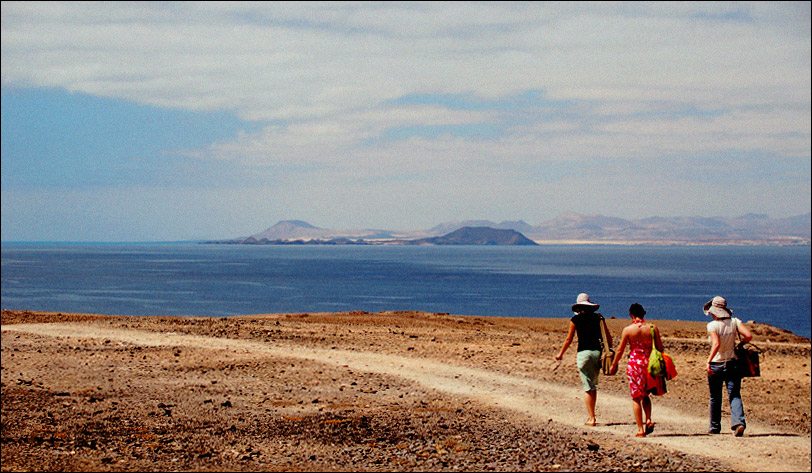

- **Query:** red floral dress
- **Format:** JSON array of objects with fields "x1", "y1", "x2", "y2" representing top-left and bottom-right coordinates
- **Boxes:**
[{"x1": 627, "y1": 337, "x2": 652, "y2": 399}]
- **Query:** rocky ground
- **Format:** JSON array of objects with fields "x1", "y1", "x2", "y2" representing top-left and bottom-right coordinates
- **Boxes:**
[{"x1": 1, "y1": 309, "x2": 810, "y2": 472}]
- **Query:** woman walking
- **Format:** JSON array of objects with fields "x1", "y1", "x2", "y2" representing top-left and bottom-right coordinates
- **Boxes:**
[
  {"x1": 610, "y1": 303, "x2": 663, "y2": 437},
  {"x1": 704, "y1": 296, "x2": 752, "y2": 436},
  {"x1": 555, "y1": 293, "x2": 611, "y2": 426}
]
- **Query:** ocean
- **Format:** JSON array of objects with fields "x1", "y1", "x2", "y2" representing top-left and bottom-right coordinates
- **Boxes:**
[{"x1": 1, "y1": 243, "x2": 810, "y2": 338}]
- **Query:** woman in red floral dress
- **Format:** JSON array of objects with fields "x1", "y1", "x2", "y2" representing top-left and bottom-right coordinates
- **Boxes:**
[{"x1": 610, "y1": 303, "x2": 664, "y2": 437}]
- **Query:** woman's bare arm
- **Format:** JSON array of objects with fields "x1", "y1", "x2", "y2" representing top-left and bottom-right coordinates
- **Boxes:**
[
  {"x1": 609, "y1": 327, "x2": 629, "y2": 373},
  {"x1": 653, "y1": 324, "x2": 664, "y2": 352},
  {"x1": 555, "y1": 321, "x2": 576, "y2": 360},
  {"x1": 737, "y1": 319, "x2": 753, "y2": 343}
]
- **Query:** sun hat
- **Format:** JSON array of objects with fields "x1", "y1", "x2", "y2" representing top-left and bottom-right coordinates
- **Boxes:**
[
  {"x1": 572, "y1": 293, "x2": 600, "y2": 312},
  {"x1": 703, "y1": 296, "x2": 733, "y2": 318},
  {"x1": 629, "y1": 303, "x2": 646, "y2": 318}
]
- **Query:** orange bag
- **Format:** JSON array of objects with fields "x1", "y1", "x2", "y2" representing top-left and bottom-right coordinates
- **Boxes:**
[
  {"x1": 645, "y1": 372, "x2": 667, "y2": 396},
  {"x1": 662, "y1": 352, "x2": 677, "y2": 380}
]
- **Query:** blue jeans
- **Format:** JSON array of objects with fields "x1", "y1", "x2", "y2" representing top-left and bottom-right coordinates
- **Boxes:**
[{"x1": 708, "y1": 361, "x2": 746, "y2": 433}]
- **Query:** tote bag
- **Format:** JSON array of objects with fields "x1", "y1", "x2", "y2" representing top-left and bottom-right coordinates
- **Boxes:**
[
  {"x1": 648, "y1": 325, "x2": 667, "y2": 378},
  {"x1": 662, "y1": 352, "x2": 677, "y2": 380},
  {"x1": 599, "y1": 316, "x2": 615, "y2": 375},
  {"x1": 735, "y1": 320, "x2": 762, "y2": 377}
]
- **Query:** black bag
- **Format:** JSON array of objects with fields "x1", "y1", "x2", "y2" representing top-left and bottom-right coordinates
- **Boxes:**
[
  {"x1": 735, "y1": 341, "x2": 762, "y2": 377},
  {"x1": 734, "y1": 319, "x2": 762, "y2": 377}
]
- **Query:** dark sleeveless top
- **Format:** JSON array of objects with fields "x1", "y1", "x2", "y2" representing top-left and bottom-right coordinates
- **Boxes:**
[{"x1": 571, "y1": 311, "x2": 603, "y2": 352}]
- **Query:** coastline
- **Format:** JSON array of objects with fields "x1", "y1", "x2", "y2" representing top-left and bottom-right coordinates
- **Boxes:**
[
  {"x1": 203, "y1": 238, "x2": 811, "y2": 246},
  {"x1": 529, "y1": 239, "x2": 811, "y2": 246},
  {"x1": 3, "y1": 239, "x2": 810, "y2": 245},
  {"x1": 2, "y1": 310, "x2": 809, "y2": 472}
]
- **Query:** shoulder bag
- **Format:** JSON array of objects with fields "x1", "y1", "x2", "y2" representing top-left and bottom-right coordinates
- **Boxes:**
[
  {"x1": 734, "y1": 319, "x2": 762, "y2": 378},
  {"x1": 662, "y1": 352, "x2": 677, "y2": 380},
  {"x1": 599, "y1": 314, "x2": 615, "y2": 375},
  {"x1": 648, "y1": 324, "x2": 667, "y2": 378}
]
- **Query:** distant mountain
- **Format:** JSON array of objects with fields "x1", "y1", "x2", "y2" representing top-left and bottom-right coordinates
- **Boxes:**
[
  {"x1": 218, "y1": 220, "x2": 408, "y2": 244},
  {"x1": 410, "y1": 227, "x2": 538, "y2": 246},
  {"x1": 524, "y1": 212, "x2": 811, "y2": 244},
  {"x1": 211, "y1": 212, "x2": 810, "y2": 246},
  {"x1": 249, "y1": 220, "x2": 332, "y2": 241},
  {"x1": 428, "y1": 220, "x2": 534, "y2": 236},
  {"x1": 496, "y1": 220, "x2": 535, "y2": 233},
  {"x1": 530, "y1": 213, "x2": 635, "y2": 240},
  {"x1": 428, "y1": 220, "x2": 497, "y2": 236}
]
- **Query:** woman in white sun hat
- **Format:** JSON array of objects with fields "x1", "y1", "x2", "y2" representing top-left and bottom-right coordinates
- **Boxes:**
[
  {"x1": 556, "y1": 293, "x2": 612, "y2": 426},
  {"x1": 704, "y1": 296, "x2": 753, "y2": 437}
]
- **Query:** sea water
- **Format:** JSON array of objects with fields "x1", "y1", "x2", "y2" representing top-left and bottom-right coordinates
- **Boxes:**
[{"x1": 1, "y1": 243, "x2": 809, "y2": 338}]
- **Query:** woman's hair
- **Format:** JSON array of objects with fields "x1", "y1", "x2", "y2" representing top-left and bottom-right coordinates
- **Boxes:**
[{"x1": 629, "y1": 303, "x2": 646, "y2": 318}]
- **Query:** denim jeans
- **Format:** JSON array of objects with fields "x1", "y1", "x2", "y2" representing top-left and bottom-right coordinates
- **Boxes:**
[{"x1": 708, "y1": 360, "x2": 746, "y2": 433}]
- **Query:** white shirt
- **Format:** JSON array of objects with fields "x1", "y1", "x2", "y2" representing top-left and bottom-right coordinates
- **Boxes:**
[{"x1": 707, "y1": 317, "x2": 742, "y2": 362}]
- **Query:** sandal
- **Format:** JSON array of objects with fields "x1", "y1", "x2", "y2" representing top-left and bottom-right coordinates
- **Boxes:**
[
  {"x1": 645, "y1": 422, "x2": 655, "y2": 435},
  {"x1": 635, "y1": 433, "x2": 646, "y2": 438}
]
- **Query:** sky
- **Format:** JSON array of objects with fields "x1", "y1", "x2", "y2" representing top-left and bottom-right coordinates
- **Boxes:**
[{"x1": 2, "y1": 2, "x2": 810, "y2": 242}]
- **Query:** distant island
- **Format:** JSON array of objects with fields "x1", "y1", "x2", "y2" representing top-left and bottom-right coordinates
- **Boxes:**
[
  {"x1": 407, "y1": 227, "x2": 537, "y2": 246},
  {"x1": 209, "y1": 226, "x2": 538, "y2": 246},
  {"x1": 206, "y1": 212, "x2": 811, "y2": 246}
]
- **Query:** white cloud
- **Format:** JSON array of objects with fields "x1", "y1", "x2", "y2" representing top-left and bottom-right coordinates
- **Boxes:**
[
  {"x1": 2, "y1": 1, "x2": 810, "y2": 235},
  {"x1": 4, "y1": 3, "x2": 808, "y2": 115}
]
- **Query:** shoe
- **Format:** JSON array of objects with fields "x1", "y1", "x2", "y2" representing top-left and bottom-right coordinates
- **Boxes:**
[
  {"x1": 635, "y1": 433, "x2": 646, "y2": 438},
  {"x1": 734, "y1": 425, "x2": 745, "y2": 437},
  {"x1": 709, "y1": 429, "x2": 721, "y2": 435},
  {"x1": 645, "y1": 422, "x2": 655, "y2": 435}
]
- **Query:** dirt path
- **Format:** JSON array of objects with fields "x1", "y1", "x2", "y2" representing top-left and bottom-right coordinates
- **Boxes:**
[{"x1": 4, "y1": 322, "x2": 810, "y2": 472}]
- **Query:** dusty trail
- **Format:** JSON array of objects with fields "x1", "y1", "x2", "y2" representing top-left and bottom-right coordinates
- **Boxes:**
[{"x1": 4, "y1": 322, "x2": 810, "y2": 472}]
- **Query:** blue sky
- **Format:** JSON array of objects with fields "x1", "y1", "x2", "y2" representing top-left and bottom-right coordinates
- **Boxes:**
[{"x1": 2, "y1": 2, "x2": 810, "y2": 241}]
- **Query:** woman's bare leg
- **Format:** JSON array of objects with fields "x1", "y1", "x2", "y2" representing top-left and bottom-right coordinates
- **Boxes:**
[
  {"x1": 584, "y1": 389, "x2": 597, "y2": 425},
  {"x1": 632, "y1": 398, "x2": 645, "y2": 436}
]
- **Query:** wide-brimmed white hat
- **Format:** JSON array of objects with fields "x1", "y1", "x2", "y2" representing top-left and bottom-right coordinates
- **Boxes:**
[
  {"x1": 572, "y1": 293, "x2": 599, "y2": 312},
  {"x1": 703, "y1": 296, "x2": 733, "y2": 318}
]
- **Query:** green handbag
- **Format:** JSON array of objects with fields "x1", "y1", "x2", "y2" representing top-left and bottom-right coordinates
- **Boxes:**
[{"x1": 648, "y1": 325, "x2": 667, "y2": 377}]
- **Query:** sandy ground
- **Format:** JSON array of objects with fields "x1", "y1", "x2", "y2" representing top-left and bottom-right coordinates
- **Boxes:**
[{"x1": 1, "y1": 309, "x2": 810, "y2": 472}]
